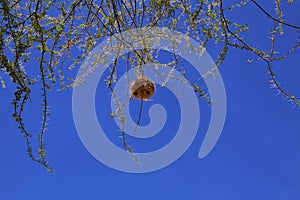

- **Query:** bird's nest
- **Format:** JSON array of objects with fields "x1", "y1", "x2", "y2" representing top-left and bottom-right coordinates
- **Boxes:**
[{"x1": 130, "y1": 76, "x2": 155, "y2": 99}]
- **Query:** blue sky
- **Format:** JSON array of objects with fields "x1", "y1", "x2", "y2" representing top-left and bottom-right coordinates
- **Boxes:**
[{"x1": 1, "y1": 1, "x2": 300, "y2": 199}]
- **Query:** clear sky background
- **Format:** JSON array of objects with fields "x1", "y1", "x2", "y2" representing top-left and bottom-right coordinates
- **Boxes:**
[{"x1": 1, "y1": 1, "x2": 300, "y2": 200}]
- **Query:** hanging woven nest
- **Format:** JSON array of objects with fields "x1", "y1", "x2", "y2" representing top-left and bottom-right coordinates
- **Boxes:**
[{"x1": 130, "y1": 76, "x2": 155, "y2": 99}]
